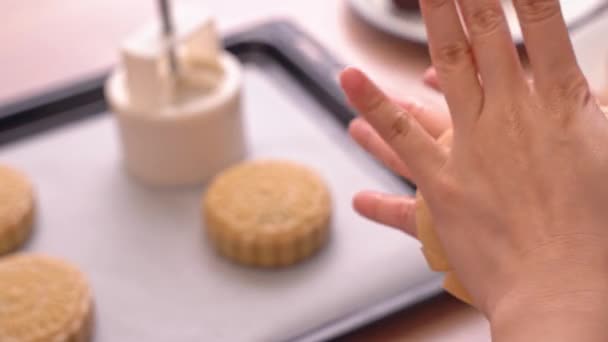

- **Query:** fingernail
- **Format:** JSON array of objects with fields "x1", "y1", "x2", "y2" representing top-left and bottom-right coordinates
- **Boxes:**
[
  {"x1": 340, "y1": 67, "x2": 365, "y2": 94},
  {"x1": 352, "y1": 191, "x2": 380, "y2": 214}
]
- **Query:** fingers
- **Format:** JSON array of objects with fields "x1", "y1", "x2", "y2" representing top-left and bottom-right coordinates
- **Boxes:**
[
  {"x1": 350, "y1": 98, "x2": 450, "y2": 180},
  {"x1": 456, "y1": 0, "x2": 526, "y2": 92},
  {"x1": 340, "y1": 67, "x2": 446, "y2": 189},
  {"x1": 353, "y1": 191, "x2": 417, "y2": 237},
  {"x1": 349, "y1": 117, "x2": 413, "y2": 179},
  {"x1": 512, "y1": 0, "x2": 588, "y2": 101},
  {"x1": 420, "y1": 0, "x2": 483, "y2": 129},
  {"x1": 394, "y1": 99, "x2": 451, "y2": 138}
]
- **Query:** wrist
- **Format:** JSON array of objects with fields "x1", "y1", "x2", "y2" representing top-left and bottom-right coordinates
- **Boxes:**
[
  {"x1": 490, "y1": 297, "x2": 608, "y2": 342},
  {"x1": 488, "y1": 273, "x2": 608, "y2": 342},
  {"x1": 484, "y1": 235, "x2": 608, "y2": 341}
]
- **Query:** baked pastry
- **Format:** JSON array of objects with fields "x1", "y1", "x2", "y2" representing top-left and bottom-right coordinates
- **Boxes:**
[
  {"x1": 415, "y1": 130, "x2": 472, "y2": 303},
  {"x1": 0, "y1": 165, "x2": 35, "y2": 255},
  {"x1": 0, "y1": 254, "x2": 94, "y2": 342},
  {"x1": 392, "y1": 0, "x2": 420, "y2": 11},
  {"x1": 203, "y1": 160, "x2": 331, "y2": 267}
]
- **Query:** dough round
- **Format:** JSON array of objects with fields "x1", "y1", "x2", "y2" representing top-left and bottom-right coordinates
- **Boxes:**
[
  {"x1": 203, "y1": 160, "x2": 331, "y2": 267},
  {"x1": 0, "y1": 254, "x2": 94, "y2": 342},
  {"x1": 415, "y1": 130, "x2": 472, "y2": 304},
  {"x1": 0, "y1": 165, "x2": 35, "y2": 256}
]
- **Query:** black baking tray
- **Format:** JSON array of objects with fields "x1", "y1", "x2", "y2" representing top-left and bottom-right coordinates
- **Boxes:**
[
  {"x1": 0, "y1": 20, "x2": 440, "y2": 341},
  {"x1": 0, "y1": 21, "x2": 352, "y2": 144}
]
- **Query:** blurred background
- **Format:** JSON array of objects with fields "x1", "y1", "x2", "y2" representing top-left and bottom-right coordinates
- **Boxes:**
[
  {"x1": 0, "y1": 0, "x2": 438, "y2": 106},
  {"x1": 2, "y1": 1, "x2": 607, "y2": 340}
]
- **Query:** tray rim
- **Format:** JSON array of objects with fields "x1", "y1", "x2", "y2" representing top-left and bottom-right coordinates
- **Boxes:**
[
  {"x1": 0, "y1": 20, "x2": 355, "y2": 145},
  {"x1": 0, "y1": 19, "x2": 442, "y2": 342}
]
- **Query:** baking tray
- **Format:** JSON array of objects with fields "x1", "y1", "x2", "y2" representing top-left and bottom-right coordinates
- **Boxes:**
[{"x1": 0, "y1": 21, "x2": 442, "y2": 342}]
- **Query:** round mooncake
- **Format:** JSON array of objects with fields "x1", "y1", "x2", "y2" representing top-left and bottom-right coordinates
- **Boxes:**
[
  {"x1": 0, "y1": 254, "x2": 94, "y2": 342},
  {"x1": 0, "y1": 165, "x2": 35, "y2": 256},
  {"x1": 203, "y1": 160, "x2": 331, "y2": 267}
]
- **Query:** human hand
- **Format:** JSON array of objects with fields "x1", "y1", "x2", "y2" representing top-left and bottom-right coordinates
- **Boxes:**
[
  {"x1": 348, "y1": 64, "x2": 454, "y2": 236},
  {"x1": 340, "y1": 0, "x2": 608, "y2": 340},
  {"x1": 348, "y1": 100, "x2": 449, "y2": 237}
]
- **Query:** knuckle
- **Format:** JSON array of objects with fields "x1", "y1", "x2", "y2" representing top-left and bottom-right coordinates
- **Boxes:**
[
  {"x1": 467, "y1": 6, "x2": 505, "y2": 37},
  {"x1": 387, "y1": 111, "x2": 412, "y2": 144},
  {"x1": 514, "y1": 0, "x2": 561, "y2": 24},
  {"x1": 398, "y1": 200, "x2": 414, "y2": 221},
  {"x1": 552, "y1": 74, "x2": 592, "y2": 106},
  {"x1": 544, "y1": 74, "x2": 592, "y2": 126},
  {"x1": 434, "y1": 42, "x2": 473, "y2": 71},
  {"x1": 402, "y1": 100, "x2": 425, "y2": 121},
  {"x1": 363, "y1": 92, "x2": 387, "y2": 115}
]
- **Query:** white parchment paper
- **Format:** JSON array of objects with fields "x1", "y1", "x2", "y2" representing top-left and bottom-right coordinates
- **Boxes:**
[{"x1": 0, "y1": 63, "x2": 440, "y2": 341}]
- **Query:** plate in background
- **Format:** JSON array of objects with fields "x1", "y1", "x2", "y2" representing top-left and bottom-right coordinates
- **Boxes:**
[
  {"x1": 0, "y1": 22, "x2": 443, "y2": 342},
  {"x1": 349, "y1": 0, "x2": 608, "y2": 44}
]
